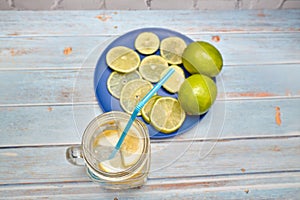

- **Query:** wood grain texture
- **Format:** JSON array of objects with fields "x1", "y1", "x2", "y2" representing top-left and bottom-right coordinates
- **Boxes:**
[
  {"x1": 0, "y1": 99, "x2": 299, "y2": 147},
  {"x1": 0, "y1": 137, "x2": 299, "y2": 185},
  {"x1": 1, "y1": 172, "x2": 300, "y2": 199},
  {"x1": 0, "y1": 33, "x2": 299, "y2": 70},
  {"x1": 0, "y1": 64, "x2": 299, "y2": 105},
  {"x1": 0, "y1": 10, "x2": 299, "y2": 199},
  {"x1": 0, "y1": 10, "x2": 299, "y2": 37},
  {"x1": 0, "y1": 36, "x2": 111, "y2": 69}
]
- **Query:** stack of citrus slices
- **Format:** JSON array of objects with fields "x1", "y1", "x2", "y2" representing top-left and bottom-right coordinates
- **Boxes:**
[{"x1": 105, "y1": 31, "x2": 223, "y2": 134}]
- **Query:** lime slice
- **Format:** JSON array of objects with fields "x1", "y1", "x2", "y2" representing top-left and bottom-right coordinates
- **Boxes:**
[
  {"x1": 107, "y1": 70, "x2": 142, "y2": 99},
  {"x1": 160, "y1": 37, "x2": 187, "y2": 65},
  {"x1": 141, "y1": 95, "x2": 161, "y2": 123},
  {"x1": 161, "y1": 65, "x2": 185, "y2": 93},
  {"x1": 135, "y1": 32, "x2": 160, "y2": 55},
  {"x1": 120, "y1": 79, "x2": 153, "y2": 115},
  {"x1": 139, "y1": 55, "x2": 169, "y2": 83},
  {"x1": 150, "y1": 97, "x2": 186, "y2": 133},
  {"x1": 106, "y1": 46, "x2": 140, "y2": 73}
]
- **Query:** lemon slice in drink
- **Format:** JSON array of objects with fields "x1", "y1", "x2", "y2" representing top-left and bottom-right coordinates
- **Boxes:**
[
  {"x1": 135, "y1": 32, "x2": 160, "y2": 55},
  {"x1": 107, "y1": 70, "x2": 141, "y2": 99},
  {"x1": 120, "y1": 130, "x2": 143, "y2": 167},
  {"x1": 150, "y1": 97, "x2": 186, "y2": 133},
  {"x1": 106, "y1": 46, "x2": 140, "y2": 73},
  {"x1": 161, "y1": 65, "x2": 185, "y2": 93},
  {"x1": 93, "y1": 129, "x2": 119, "y2": 147},
  {"x1": 139, "y1": 55, "x2": 169, "y2": 83},
  {"x1": 141, "y1": 95, "x2": 161, "y2": 123},
  {"x1": 95, "y1": 130, "x2": 125, "y2": 173},
  {"x1": 160, "y1": 37, "x2": 187, "y2": 65},
  {"x1": 120, "y1": 79, "x2": 153, "y2": 115},
  {"x1": 96, "y1": 129, "x2": 143, "y2": 171}
]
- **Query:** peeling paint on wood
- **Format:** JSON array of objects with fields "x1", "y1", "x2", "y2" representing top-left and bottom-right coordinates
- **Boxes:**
[
  {"x1": 275, "y1": 106, "x2": 282, "y2": 126},
  {"x1": 63, "y1": 47, "x2": 72, "y2": 55},
  {"x1": 95, "y1": 14, "x2": 112, "y2": 21},
  {"x1": 225, "y1": 92, "x2": 276, "y2": 98},
  {"x1": 212, "y1": 35, "x2": 221, "y2": 42}
]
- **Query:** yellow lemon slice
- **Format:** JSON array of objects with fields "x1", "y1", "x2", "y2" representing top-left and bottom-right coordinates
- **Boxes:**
[
  {"x1": 107, "y1": 70, "x2": 142, "y2": 99},
  {"x1": 96, "y1": 129, "x2": 143, "y2": 171},
  {"x1": 93, "y1": 129, "x2": 119, "y2": 147},
  {"x1": 94, "y1": 130, "x2": 124, "y2": 173},
  {"x1": 161, "y1": 65, "x2": 185, "y2": 93},
  {"x1": 160, "y1": 37, "x2": 187, "y2": 65},
  {"x1": 106, "y1": 46, "x2": 140, "y2": 73},
  {"x1": 134, "y1": 32, "x2": 160, "y2": 55},
  {"x1": 139, "y1": 55, "x2": 169, "y2": 83},
  {"x1": 120, "y1": 130, "x2": 143, "y2": 167},
  {"x1": 141, "y1": 95, "x2": 161, "y2": 123},
  {"x1": 120, "y1": 79, "x2": 153, "y2": 115},
  {"x1": 150, "y1": 97, "x2": 186, "y2": 134}
]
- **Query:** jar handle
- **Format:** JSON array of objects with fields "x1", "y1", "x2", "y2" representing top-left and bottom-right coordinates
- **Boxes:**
[{"x1": 66, "y1": 145, "x2": 85, "y2": 166}]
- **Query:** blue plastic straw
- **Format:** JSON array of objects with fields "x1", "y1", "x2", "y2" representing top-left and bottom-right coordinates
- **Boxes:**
[{"x1": 108, "y1": 68, "x2": 175, "y2": 160}]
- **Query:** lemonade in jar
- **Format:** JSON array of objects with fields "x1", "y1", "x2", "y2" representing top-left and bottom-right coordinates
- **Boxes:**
[{"x1": 66, "y1": 111, "x2": 150, "y2": 189}]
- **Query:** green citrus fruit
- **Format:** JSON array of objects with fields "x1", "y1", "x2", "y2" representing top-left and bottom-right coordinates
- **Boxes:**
[
  {"x1": 160, "y1": 36, "x2": 187, "y2": 65},
  {"x1": 160, "y1": 65, "x2": 185, "y2": 93},
  {"x1": 106, "y1": 46, "x2": 140, "y2": 73},
  {"x1": 141, "y1": 95, "x2": 161, "y2": 123},
  {"x1": 139, "y1": 55, "x2": 169, "y2": 83},
  {"x1": 120, "y1": 79, "x2": 153, "y2": 115},
  {"x1": 150, "y1": 97, "x2": 186, "y2": 133},
  {"x1": 107, "y1": 70, "x2": 141, "y2": 99},
  {"x1": 134, "y1": 32, "x2": 160, "y2": 55},
  {"x1": 178, "y1": 74, "x2": 217, "y2": 115},
  {"x1": 182, "y1": 41, "x2": 223, "y2": 77}
]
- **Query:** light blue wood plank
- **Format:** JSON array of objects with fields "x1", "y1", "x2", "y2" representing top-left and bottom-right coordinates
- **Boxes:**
[
  {"x1": 1, "y1": 172, "x2": 300, "y2": 199},
  {"x1": 0, "y1": 33, "x2": 299, "y2": 70},
  {"x1": 1, "y1": 64, "x2": 299, "y2": 105},
  {"x1": 0, "y1": 105, "x2": 101, "y2": 146},
  {"x1": 150, "y1": 138, "x2": 300, "y2": 178},
  {"x1": 0, "y1": 10, "x2": 299, "y2": 37},
  {"x1": 0, "y1": 36, "x2": 111, "y2": 69},
  {"x1": 220, "y1": 64, "x2": 300, "y2": 100},
  {"x1": 0, "y1": 69, "x2": 90, "y2": 105},
  {"x1": 0, "y1": 137, "x2": 299, "y2": 184},
  {"x1": 0, "y1": 99, "x2": 299, "y2": 146}
]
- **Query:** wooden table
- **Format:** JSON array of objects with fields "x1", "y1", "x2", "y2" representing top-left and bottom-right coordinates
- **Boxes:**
[{"x1": 0, "y1": 10, "x2": 299, "y2": 199}]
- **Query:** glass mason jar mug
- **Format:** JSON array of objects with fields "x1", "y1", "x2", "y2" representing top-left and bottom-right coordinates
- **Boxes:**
[{"x1": 66, "y1": 111, "x2": 151, "y2": 189}]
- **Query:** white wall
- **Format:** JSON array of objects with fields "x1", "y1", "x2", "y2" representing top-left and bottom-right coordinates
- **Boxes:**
[{"x1": 0, "y1": 0, "x2": 299, "y2": 10}]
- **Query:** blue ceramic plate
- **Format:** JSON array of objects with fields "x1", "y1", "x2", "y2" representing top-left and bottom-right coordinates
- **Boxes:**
[{"x1": 94, "y1": 27, "x2": 206, "y2": 139}]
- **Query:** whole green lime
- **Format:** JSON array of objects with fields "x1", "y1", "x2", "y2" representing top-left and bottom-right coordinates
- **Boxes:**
[
  {"x1": 178, "y1": 74, "x2": 217, "y2": 115},
  {"x1": 182, "y1": 41, "x2": 223, "y2": 77}
]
